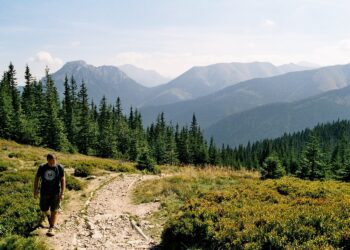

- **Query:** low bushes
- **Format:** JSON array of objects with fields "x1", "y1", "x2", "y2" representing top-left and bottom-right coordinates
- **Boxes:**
[
  {"x1": 65, "y1": 174, "x2": 84, "y2": 190},
  {"x1": 0, "y1": 235, "x2": 47, "y2": 250},
  {"x1": 0, "y1": 170, "x2": 42, "y2": 238},
  {"x1": 133, "y1": 168, "x2": 350, "y2": 249},
  {"x1": 73, "y1": 164, "x2": 92, "y2": 177},
  {"x1": 103, "y1": 162, "x2": 136, "y2": 173}
]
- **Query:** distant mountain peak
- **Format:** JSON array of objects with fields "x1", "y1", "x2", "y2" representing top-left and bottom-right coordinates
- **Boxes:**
[
  {"x1": 46, "y1": 60, "x2": 150, "y2": 109},
  {"x1": 118, "y1": 64, "x2": 171, "y2": 87},
  {"x1": 64, "y1": 60, "x2": 87, "y2": 66}
]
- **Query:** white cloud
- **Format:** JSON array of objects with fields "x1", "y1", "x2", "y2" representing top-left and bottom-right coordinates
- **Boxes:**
[
  {"x1": 29, "y1": 51, "x2": 63, "y2": 67},
  {"x1": 24, "y1": 51, "x2": 64, "y2": 81}
]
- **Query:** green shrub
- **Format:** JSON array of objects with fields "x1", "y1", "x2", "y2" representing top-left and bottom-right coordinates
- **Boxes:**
[
  {"x1": 158, "y1": 174, "x2": 350, "y2": 249},
  {"x1": 0, "y1": 160, "x2": 15, "y2": 170},
  {"x1": 7, "y1": 152, "x2": 17, "y2": 158},
  {"x1": 0, "y1": 235, "x2": 47, "y2": 250},
  {"x1": 0, "y1": 165, "x2": 7, "y2": 172},
  {"x1": 136, "y1": 150, "x2": 159, "y2": 174},
  {"x1": 0, "y1": 170, "x2": 42, "y2": 237},
  {"x1": 73, "y1": 164, "x2": 92, "y2": 177},
  {"x1": 103, "y1": 163, "x2": 135, "y2": 173},
  {"x1": 65, "y1": 175, "x2": 84, "y2": 191},
  {"x1": 260, "y1": 155, "x2": 286, "y2": 179}
]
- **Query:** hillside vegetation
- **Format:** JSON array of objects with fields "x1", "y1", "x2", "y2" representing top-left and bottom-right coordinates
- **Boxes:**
[
  {"x1": 0, "y1": 138, "x2": 135, "y2": 249},
  {"x1": 133, "y1": 167, "x2": 350, "y2": 249}
]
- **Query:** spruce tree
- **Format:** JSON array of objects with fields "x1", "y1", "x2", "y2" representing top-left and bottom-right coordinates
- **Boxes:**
[
  {"x1": 297, "y1": 133, "x2": 326, "y2": 180},
  {"x1": 0, "y1": 72, "x2": 13, "y2": 139},
  {"x1": 6, "y1": 63, "x2": 24, "y2": 141},
  {"x1": 208, "y1": 137, "x2": 220, "y2": 165},
  {"x1": 20, "y1": 66, "x2": 41, "y2": 145},
  {"x1": 42, "y1": 67, "x2": 69, "y2": 151},
  {"x1": 96, "y1": 96, "x2": 116, "y2": 157},
  {"x1": 113, "y1": 97, "x2": 130, "y2": 156},
  {"x1": 76, "y1": 81, "x2": 94, "y2": 154}
]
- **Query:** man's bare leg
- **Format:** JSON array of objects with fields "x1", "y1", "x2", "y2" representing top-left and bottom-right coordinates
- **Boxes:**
[
  {"x1": 50, "y1": 211, "x2": 58, "y2": 227},
  {"x1": 40, "y1": 210, "x2": 50, "y2": 227}
]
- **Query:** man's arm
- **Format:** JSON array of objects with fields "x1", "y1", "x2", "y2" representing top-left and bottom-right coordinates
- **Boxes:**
[
  {"x1": 60, "y1": 176, "x2": 65, "y2": 200},
  {"x1": 33, "y1": 175, "x2": 40, "y2": 198}
]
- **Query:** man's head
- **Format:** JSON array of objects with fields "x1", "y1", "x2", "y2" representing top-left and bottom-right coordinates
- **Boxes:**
[{"x1": 47, "y1": 153, "x2": 57, "y2": 167}]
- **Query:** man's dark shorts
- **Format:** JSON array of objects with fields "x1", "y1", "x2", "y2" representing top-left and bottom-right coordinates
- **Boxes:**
[{"x1": 40, "y1": 194, "x2": 61, "y2": 212}]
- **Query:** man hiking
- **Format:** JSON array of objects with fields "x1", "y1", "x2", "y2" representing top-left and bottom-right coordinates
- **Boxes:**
[{"x1": 33, "y1": 153, "x2": 65, "y2": 236}]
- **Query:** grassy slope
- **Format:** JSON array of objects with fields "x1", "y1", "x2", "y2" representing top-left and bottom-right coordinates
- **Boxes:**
[
  {"x1": 132, "y1": 167, "x2": 350, "y2": 249},
  {"x1": 0, "y1": 138, "x2": 137, "y2": 248}
]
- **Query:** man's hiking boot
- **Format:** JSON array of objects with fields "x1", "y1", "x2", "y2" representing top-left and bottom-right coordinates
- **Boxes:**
[
  {"x1": 46, "y1": 226, "x2": 57, "y2": 237},
  {"x1": 39, "y1": 214, "x2": 50, "y2": 228}
]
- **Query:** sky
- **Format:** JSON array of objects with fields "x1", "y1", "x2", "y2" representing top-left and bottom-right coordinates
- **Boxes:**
[{"x1": 1, "y1": 0, "x2": 350, "y2": 84}]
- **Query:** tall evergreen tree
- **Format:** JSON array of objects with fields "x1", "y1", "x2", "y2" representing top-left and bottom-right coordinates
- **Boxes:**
[
  {"x1": 42, "y1": 67, "x2": 69, "y2": 151},
  {"x1": 0, "y1": 72, "x2": 13, "y2": 139},
  {"x1": 208, "y1": 137, "x2": 220, "y2": 165},
  {"x1": 96, "y1": 96, "x2": 116, "y2": 157},
  {"x1": 76, "y1": 81, "x2": 94, "y2": 154},
  {"x1": 297, "y1": 133, "x2": 326, "y2": 180}
]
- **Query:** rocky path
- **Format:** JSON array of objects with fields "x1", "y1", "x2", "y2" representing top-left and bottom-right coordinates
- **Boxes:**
[{"x1": 37, "y1": 173, "x2": 164, "y2": 250}]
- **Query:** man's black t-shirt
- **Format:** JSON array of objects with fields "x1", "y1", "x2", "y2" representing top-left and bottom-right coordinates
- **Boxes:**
[{"x1": 36, "y1": 163, "x2": 64, "y2": 196}]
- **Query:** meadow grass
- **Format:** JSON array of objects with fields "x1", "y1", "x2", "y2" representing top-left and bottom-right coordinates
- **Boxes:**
[
  {"x1": 0, "y1": 138, "x2": 137, "y2": 248},
  {"x1": 132, "y1": 166, "x2": 350, "y2": 249}
]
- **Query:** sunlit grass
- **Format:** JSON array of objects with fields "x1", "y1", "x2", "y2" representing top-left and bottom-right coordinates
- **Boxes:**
[{"x1": 132, "y1": 166, "x2": 350, "y2": 249}]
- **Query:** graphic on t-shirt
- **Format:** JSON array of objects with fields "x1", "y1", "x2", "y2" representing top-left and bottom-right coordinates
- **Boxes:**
[{"x1": 44, "y1": 169, "x2": 56, "y2": 181}]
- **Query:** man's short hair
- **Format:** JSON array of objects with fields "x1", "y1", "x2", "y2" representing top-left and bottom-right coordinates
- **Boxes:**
[{"x1": 47, "y1": 153, "x2": 56, "y2": 161}]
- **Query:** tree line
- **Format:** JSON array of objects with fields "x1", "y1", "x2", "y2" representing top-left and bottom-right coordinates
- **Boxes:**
[
  {"x1": 0, "y1": 63, "x2": 225, "y2": 167},
  {"x1": 228, "y1": 119, "x2": 350, "y2": 181},
  {"x1": 2, "y1": 63, "x2": 350, "y2": 180}
]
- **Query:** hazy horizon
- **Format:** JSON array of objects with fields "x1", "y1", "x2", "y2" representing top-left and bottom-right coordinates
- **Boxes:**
[{"x1": 2, "y1": 0, "x2": 350, "y2": 82}]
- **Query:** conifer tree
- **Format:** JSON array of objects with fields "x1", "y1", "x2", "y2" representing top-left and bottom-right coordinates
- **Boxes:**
[
  {"x1": 42, "y1": 67, "x2": 69, "y2": 151},
  {"x1": 208, "y1": 137, "x2": 220, "y2": 165},
  {"x1": 297, "y1": 133, "x2": 326, "y2": 180},
  {"x1": 76, "y1": 81, "x2": 94, "y2": 154},
  {"x1": 260, "y1": 153, "x2": 286, "y2": 179},
  {"x1": 96, "y1": 96, "x2": 116, "y2": 157},
  {"x1": 0, "y1": 72, "x2": 13, "y2": 139}
]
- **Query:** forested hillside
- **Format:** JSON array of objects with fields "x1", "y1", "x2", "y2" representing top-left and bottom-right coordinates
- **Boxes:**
[
  {"x1": 0, "y1": 63, "x2": 220, "y2": 168},
  {"x1": 2, "y1": 63, "x2": 350, "y2": 182},
  {"x1": 227, "y1": 119, "x2": 350, "y2": 181}
]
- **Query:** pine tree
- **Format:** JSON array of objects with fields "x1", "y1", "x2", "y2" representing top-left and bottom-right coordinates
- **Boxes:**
[
  {"x1": 76, "y1": 81, "x2": 94, "y2": 154},
  {"x1": 21, "y1": 65, "x2": 35, "y2": 116},
  {"x1": 6, "y1": 63, "x2": 24, "y2": 141},
  {"x1": 164, "y1": 125, "x2": 178, "y2": 165},
  {"x1": 20, "y1": 66, "x2": 41, "y2": 145},
  {"x1": 136, "y1": 147, "x2": 156, "y2": 173},
  {"x1": 42, "y1": 67, "x2": 70, "y2": 151},
  {"x1": 0, "y1": 72, "x2": 13, "y2": 139},
  {"x1": 113, "y1": 98, "x2": 130, "y2": 156},
  {"x1": 96, "y1": 96, "x2": 116, "y2": 157},
  {"x1": 62, "y1": 75, "x2": 78, "y2": 147},
  {"x1": 208, "y1": 137, "x2": 220, "y2": 165},
  {"x1": 297, "y1": 133, "x2": 326, "y2": 180},
  {"x1": 176, "y1": 127, "x2": 191, "y2": 164}
]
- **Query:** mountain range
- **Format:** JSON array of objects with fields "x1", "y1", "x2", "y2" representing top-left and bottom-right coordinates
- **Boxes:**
[
  {"x1": 39, "y1": 60, "x2": 350, "y2": 148},
  {"x1": 204, "y1": 85, "x2": 350, "y2": 147},
  {"x1": 140, "y1": 62, "x2": 311, "y2": 106},
  {"x1": 46, "y1": 60, "x2": 313, "y2": 110},
  {"x1": 140, "y1": 64, "x2": 350, "y2": 128}
]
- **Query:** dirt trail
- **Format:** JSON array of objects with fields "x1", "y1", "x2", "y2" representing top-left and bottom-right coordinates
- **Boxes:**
[{"x1": 36, "y1": 173, "x2": 165, "y2": 250}]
